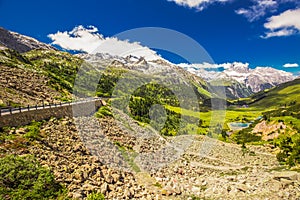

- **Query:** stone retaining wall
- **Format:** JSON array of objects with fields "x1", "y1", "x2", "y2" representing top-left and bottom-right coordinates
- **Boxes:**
[{"x1": 0, "y1": 100, "x2": 103, "y2": 127}]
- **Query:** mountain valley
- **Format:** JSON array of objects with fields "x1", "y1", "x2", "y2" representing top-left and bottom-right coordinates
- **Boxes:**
[{"x1": 0, "y1": 27, "x2": 300, "y2": 200}]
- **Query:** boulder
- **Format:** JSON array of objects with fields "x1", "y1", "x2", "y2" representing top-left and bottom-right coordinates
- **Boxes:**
[{"x1": 273, "y1": 171, "x2": 300, "y2": 181}]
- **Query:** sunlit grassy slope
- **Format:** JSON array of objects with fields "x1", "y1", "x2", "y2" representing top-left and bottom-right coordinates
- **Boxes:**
[
  {"x1": 165, "y1": 105, "x2": 262, "y2": 131},
  {"x1": 238, "y1": 78, "x2": 300, "y2": 108}
]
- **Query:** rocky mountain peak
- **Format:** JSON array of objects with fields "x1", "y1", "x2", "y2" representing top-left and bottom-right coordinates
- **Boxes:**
[
  {"x1": 227, "y1": 62, "x2": 250, "y2": 73},
  {"x1": 219, "y1": 65, "x2": 295, "y2": 93},
  {"x1": 0, "y1": 27, "x2": 56, "y2": 53}
]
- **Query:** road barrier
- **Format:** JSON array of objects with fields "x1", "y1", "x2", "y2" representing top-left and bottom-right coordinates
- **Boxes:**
[{"x1": 0, "y1": 98, "x2": 105, "y2": 127}]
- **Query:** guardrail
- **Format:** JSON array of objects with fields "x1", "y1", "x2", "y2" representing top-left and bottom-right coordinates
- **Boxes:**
[
  {"x1": 0, "y1": 97, "x2": 105, "y2": 128},
  {"x1": 0, "y1": 98, "x2": 102, "y2": 116}
]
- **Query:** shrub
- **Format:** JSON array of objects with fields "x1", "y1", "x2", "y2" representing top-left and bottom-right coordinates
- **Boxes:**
[
  {"x1": 24, "y1": 121, "x2": 42, "y2": 140},
  {"x1": 275, "y1": 134, "x2": 300, "y2": 167},
  {"x1": 87, "y1": 192, "x2": 105, "y2": 200},
  {"x1": 0, "y1": 155, "x2": 67, "y2": 199},
  {"x1": 95, "y1": 106, "x2": 113, "y2": 118}
]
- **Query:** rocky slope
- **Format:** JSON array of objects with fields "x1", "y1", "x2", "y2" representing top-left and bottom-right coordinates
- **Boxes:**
[
  {"x1": 0, "y1": 28, "x2": 75, "y2": 107},
  {"x1": 1, "y1": 104, "x2": 300, "y2": 199},
  {"x1": 1, "y1": 26, "x2": 300, "y2": 200},
  {"x1": 0, "y1": 48, "x2": 77, "y2": 107},
  {"x1": 0, "y1": 27, "x2": 56, "y2": 53},
  {"x1": 0, "y1": 117, "x2": 154, "y2": 199},
  {"x1": 252, "y1": 120, "x2": 288, "y2": 140},
  {"x1": 55, "y1": 113, "x2": 300, "y2": 199},
  {"x1": 97, "y1": 112, "x2": 300, "y2": 199},
  {"x1": 0, "y1": 61, "x2": 65, "y2": 107}
]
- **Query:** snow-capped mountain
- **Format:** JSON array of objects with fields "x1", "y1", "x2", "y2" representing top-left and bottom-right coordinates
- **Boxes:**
[
  {"x1": 219, "y1": 63, "x2": 295, "y2": 93},
  {"x1": 179, "y1": 62, "x2": 295, "y2": 98},
  {"x1": 77, "y1": 52, "x2": 212, "y2": 100},
  {"x1": 78, "y1": 52, "x2": 189, "y2": 77},
  {"x1": 0, "y1": 27, "x2": 56, "y2": 53}
]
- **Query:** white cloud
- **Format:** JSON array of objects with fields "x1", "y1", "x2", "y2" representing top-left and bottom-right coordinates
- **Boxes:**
[
  {"x1": 235, "y1": 0, "x2": 300, "y2": 22},
  {"x1": 279, "y1": 0, "x2": 300, "y2": 5},
  {"x1": 235, "y1": 9, "x2": 248, "y2": 15},
  {"x1": 261, "y1": 28, "x2": 296, "y2": 38},
  {"x1": 261, "y1": 8, "x2": 300, "y2": 38},
  {"x1": 178, "y1": 62, "x2": 218, "y2": 69},
  {"x1": 167, "y1": 0, "x2": 230, "y2": 11},
  {"x1": 283, "y1": 63, "x2": 299, "y2": 68},
  {"x1": 177, "y1": 62, "x2": 222, "y2": 80},
  {"x1": 177, "y1": 62, "x2": 252, "y2": 81},
  {"x1": 235, "y1": 0, "x2": 278, "y2": 22},
  {"x1": 48, "y1": 25, "x2": 160, "y2": 61},
  {"x1": 177, "y1": 62, "x2": 248, "y2": 70},
  {"x1": 48, "y1": 25, "x2": 103, "y2": 53},
  {"x1": 218, "y1": 62, "x2": 249, "y2": 70}
]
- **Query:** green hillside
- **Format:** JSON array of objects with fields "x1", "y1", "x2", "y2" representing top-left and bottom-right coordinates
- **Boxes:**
[
  {"x1": 24, "y1": 50, "x2": 82, "y2": 95},
  {"x1": 253, "y1": 78, "x2": 300, "y2": 107},
  {"x1": 0, "y1": 49, "x2": 80, "y2": 106},
  {"x1": 227, "y1": 78, "x2": 300, "y2": 167},
  {"x1": 1, "y1": 48, "x2": 219, "y2": 137},
  {"x1": 234, "y1": 78, "x2": 300, "y2": 108}
]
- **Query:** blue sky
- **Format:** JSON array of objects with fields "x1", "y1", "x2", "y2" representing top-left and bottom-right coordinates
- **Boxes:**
[{"x1": 0, "y1": 0, "x2": 299, "y2": 74}]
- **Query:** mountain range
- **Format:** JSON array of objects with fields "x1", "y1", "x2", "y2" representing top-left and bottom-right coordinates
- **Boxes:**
[
  {"x1": 1, "y1": 27, "x2": 300, "y2": 200},
  {"x1": 218, "y1": 63, "x2": 294, "y2": 93},
  {"x1": 180, "y1": 62, "x2": 295, "y2": 98},
  {"x1": 0, "y1": 26, "x2": 296, "y2": 101}
]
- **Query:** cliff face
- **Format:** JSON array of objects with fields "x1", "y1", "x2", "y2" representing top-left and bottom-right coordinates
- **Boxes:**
[{"x1": 0, "y1": 27, "x2": 56, "y2": 53}]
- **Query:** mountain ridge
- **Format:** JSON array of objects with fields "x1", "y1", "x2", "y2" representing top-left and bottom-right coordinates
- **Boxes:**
[
  {"x1": 1, "y1": 26, "x2": 300, "y2": 200},
  {"x1": 1, "y1": 26, "x2": 295, "y2": 101},
  {"x1": 0, "y1": 27, "x2": 56, "y2": 53},
  {"x1": 181, "y1": 62, "x2": 295, "y2": 99},
  {"x1": 220, "y1": 64, "x2": 294, "y2": 93}
]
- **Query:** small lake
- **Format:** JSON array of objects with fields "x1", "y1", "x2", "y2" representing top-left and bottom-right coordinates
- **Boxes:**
[{"x1": 228, "y1": 122, "x2": 251, "y2": 131}]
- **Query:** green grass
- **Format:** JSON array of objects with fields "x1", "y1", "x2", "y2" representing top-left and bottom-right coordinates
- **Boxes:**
[
  {"x1": 0, "y1": 154, "x2": 68, "y2": 200},
  {"x1": 115, "y1": 143, "x2": 141, "y2": 172},
  {"x1": 24, "y1": 121, "x2": 42, "y2": 140},
  {"x1": 229, "y1": 97, "x2": 251, "y2": 104},
  {"x1": 165, "y1": 105, "x2": 262, "y2": 126},
  {"x1": 196, "y1": 86, "x2": 212, "y2": 98},
  {"x1": 225, "y1": 108, "x2": 262, "y2": 122},
  {"x1": 0, "y1": 49, "x2": 31, "y2": 68},
  {"x1": 95, "y1": 105, "x2": 113, "y2": 118},
  {"x1": 86, "y1": 192, "x2": 105, "y2": 200},
  {"x1": 241, "y1": 78, "x2": 300, "y2": 108},
  {"x1": 163, "y1": 105, "x2": 262, "y2": 138},
  {"x1": 210, "y1": 79, "x2": 234, "y2": 87},
  {"x1": 24, "y1": 50, "x2": 82, "y2": 97},
  {"x1": 153, "y1": 182, "x2": 162, "y2": 188},
  {"x1": 0, "y1": 102, "x2": 6, "y2": 108},
  {"x1": 272, "y1": 116, "x2": 300, "y2": 131}
]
